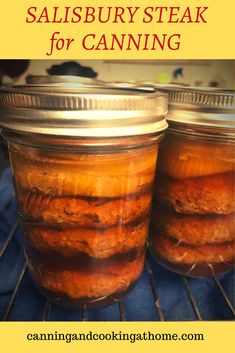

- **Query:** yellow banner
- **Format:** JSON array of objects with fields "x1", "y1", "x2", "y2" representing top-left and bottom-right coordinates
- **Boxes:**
[
  {"x1": 0, "y1": 322, "x2": 234, "y2": 353},
  {"x1": 0, "y1": 0, "x2": 234, "y2": 59}
]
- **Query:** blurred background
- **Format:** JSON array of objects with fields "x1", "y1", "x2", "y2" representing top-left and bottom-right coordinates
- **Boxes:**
[{"x1": 1, "y1": 59, "x2": 235, "y2": 87}]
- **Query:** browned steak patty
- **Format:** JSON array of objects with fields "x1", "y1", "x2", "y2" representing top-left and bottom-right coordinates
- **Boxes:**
[
  {"x1": 154, "y1": 172, "x2": 235, "y2": 215},
  {"x1": 151, "y1": 204, "x2": 234, "y2": 245}
]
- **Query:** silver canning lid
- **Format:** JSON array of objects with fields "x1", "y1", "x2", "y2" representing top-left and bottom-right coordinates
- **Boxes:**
[
  {"x1": 141, "y1": 82, "x2": 189, "y2": 89},
  {"x1": 106, "y1": 81, "x2": 155, "y2": 92},
  {"x1": 0, "y1": 76, "x2": 168, "y2": 137},
  {"x1": 25, "y1": 75, "x2": 105, "y2": 86},
  {"x1": 151, "y1": 86, "x2": 235, "y2": 137}
]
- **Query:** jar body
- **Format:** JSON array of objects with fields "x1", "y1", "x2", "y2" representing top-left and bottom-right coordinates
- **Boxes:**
[
  {"x1": 7, "y1": 133, "x2": 161, "y2": 308},
  {"x1": 150, "y1": 130, "x2": 235, "y2": 277}
]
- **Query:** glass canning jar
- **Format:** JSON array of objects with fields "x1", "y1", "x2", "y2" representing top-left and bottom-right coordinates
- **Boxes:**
[
  {"x1": 150, "y1": 87, "x2": 235, "y2": 277},
  {"x1": 0, "y1": 77, "x2": 168, "y2": 308}
]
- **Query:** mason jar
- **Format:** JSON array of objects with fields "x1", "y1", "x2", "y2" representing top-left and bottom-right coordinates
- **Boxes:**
[
  {"x1": 0, "y1": 77, "x2": 168, "y2": 308},
  {"x1": 150, "y1": 87, "x2": 235, "y2": 277}
]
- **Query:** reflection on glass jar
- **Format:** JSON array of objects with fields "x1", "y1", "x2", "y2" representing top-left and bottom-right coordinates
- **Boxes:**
[
  {"x1": 0, "y1": 79, "x2": 168, "y2": 307},
  {"x1": 150, "y1": 87, "x2": 235, "y2": 277}
]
